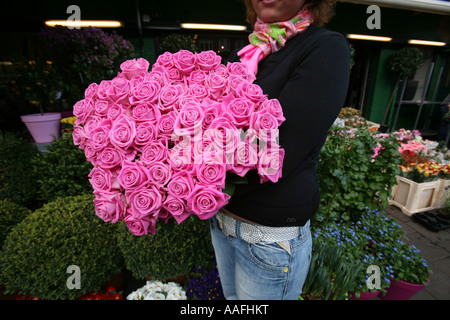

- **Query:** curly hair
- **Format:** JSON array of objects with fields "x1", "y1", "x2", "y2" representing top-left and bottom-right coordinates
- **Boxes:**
[{"x1": 242, "y1": 0, "x2": 336, "y2": 26}]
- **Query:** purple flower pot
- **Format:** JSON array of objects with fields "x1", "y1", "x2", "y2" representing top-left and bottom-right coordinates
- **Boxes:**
[
  {"x1": 380, "y1": 280, "x2": 427, "y2": 300},
  {"x1": 20, "y1": 112, "x2": 61, "y2": 143}
]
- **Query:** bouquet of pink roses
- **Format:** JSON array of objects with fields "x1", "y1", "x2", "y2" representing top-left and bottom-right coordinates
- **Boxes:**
[{"x1": 72, "y1": 50, "x2": 285, "y2": 236}]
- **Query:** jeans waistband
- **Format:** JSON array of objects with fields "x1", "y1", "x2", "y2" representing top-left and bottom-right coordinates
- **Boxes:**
[{"x1": 214, "y1": 210, "x2": 303, "y2": 244}]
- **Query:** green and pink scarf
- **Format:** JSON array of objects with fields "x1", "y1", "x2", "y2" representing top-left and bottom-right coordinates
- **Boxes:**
[{"x1": 238, "y1": 7, "x2": 311, "y2": 76}]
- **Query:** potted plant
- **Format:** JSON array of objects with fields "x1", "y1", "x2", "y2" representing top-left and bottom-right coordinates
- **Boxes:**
[
  {"x1": 390, "y1": 132, "x2": 450, "y2": 215},
  {"x1": 380, "y1": 240, "x2": 432, "y2": 300},
  {"x1": 9, "y1": 59, "x2": 64, "y2": 144}
]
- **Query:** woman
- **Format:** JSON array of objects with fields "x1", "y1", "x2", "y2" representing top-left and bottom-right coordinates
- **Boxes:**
[{"x1": 210, "y1": 0, "x2": 350, "y2": 299}]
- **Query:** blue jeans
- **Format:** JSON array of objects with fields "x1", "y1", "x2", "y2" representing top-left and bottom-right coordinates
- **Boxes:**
[{"x1": 210, "y1": 216, "x2": 312, "y2": 300}]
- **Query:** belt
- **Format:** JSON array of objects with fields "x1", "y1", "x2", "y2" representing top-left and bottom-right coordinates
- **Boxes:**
[{"x1": 214, "y1": 210, "x2": 302, "y2": 244}]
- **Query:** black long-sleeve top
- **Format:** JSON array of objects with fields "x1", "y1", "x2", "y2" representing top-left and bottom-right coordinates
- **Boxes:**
[{"x1": 224, "y1": 24, "x2": 350, "y2": 227}]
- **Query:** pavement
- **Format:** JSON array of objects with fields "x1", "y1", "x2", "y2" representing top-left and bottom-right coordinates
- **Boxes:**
[{"x1": 383, "y1": 205, "x2": 450, "y2": 300}]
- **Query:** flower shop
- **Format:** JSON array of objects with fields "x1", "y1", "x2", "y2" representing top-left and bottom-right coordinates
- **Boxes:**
[{"x1": 1, "y1": 24, "x2": 449, "y2": 302}]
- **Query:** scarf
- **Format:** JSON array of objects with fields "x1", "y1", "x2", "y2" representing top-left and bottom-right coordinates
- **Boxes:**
[{"x1": 238, "y1": 7, "x2": 311, "y2": 76}]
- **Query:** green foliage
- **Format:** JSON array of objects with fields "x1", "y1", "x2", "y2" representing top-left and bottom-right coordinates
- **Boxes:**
[
  {"x1": 117, "y1": 216, "x2": 214, "y2": 282},
  {"x1": 0, "y1": 194, "x2": 123, "y2": 300},
  {"x1": 38, "y1": 26, "x2": 136, "y2": 105},
  {"x1": 8, "y1": 59, "x2": 65, "y2": 115},
  {"x1": 387, "y1": 47, "x2": 424, "y2": 79},
  {"x1": 316, "y1": 124, "x2": 401, "y2": 223},
  {"x1": 157, "y1": 33, "x2": 199, "y2": 55},
  {"x1": 0, "y1": 199, "x2": 31, "y2": 247},
  {"x1": 302, "y1": 241, "x2": 362, "y2": 300},
  {"x1": 31, "y1": 133, "x2": 93, "y2": 203},
  {"x1": 0, "y1": 132, "x2": 39, "y2": 209}
]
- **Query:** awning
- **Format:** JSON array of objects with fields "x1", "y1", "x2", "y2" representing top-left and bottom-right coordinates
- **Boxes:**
[{"x1": 338, "y1": 0, "x2": 450, "y2": 15}]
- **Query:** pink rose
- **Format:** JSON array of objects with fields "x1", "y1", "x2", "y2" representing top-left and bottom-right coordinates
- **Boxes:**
[
  {"x1": 168, "y1": 145, "x2": 193, "y2": 172},
  {"x1": 120, "y1": 58, "x2": 150, "y2": 80},
  {"x1": 124, "y1": 213, "x2": 157, "y2": 236},
  {"x1": 257, "y1": 147, "x2": 285, "y2": 183},
  {"x1": 89, "y1": 167, "x2": 120, "y2": 191},
  {"x1": 226, "y1": 75, "x2": 247, "y2": 96},
  {"x1": 210, "y1": 63, "x2": 229, "y2": 78},
  {"x1": 73, "y1": 98, "x2": 94, "y2": 125},
  {"x1": 106, "y1": 77, "x2": 131, "y2": 104},
  {"x1": 84, "y1": 82, "x2": 98, "y2": 100},
  {"x1": 206, "y1": 73, "x2": 227, "y2": 99},
  {"x1": 140, "y1": 140, "x2": 168, "y2": 165},
  {"x1": 154, "y1": 52, "x2": 174, "y2": 68},
  {"x1": 188, "y1": 84, "x2": 209, "y2": 101},
  {"x1": 107, "y1": 103, "x2": 126, "y2": 121},
  {"x1": 206, "y1": 116, "x2": 240, "y2": 162},
  {"x1": 167, "y1": 171, "x2": 195, "y2": 199},
  {"x1": 195, "y1": 50, "x2": 221, "y2": 71},
  {"x1": 157, "y1": 111, "x2": 177, "y2": 140},
  {"x1": 163, "y1": 195, "x2": 191, "y2": 223},
  {"x1": 129, "y1": 74, "x2": 145, "y2": 88},
  {"x1": 129, "y1": 80, "x2": 161, "y2": 105},
  {"x1": 145, "y1": 69, "x2": 170, "y2": 87},
  {"x1": 83, "y1": 115, "x2": 102, "y2": 137},
  {"x1": 202, "y1": 100, "x2": 224, "y2": 130},
  {"x1": 148, "y1": 161, "x2": 172, "y2": 187},
  {"x1": 125, "y1": 185, "x2": 163, "y2": 218},
  {"x1": 158, "y1": 84, "x2": 185, "y2": 112},
  {"x1": 227, "y1": 61, "x2": 255, "y2": 82},
  {"x1": 261, "y1": 99, "x2": 285, "y2": 126},
  {"x1": 96, "y1": 147, "x2": 123, "y2": 169},
  {"x1": 110, "y1": 114, "x2": 136, "y2": 149},
  {"x1": 249, "y1": 111, "x2": 279, "y2": 134},
  {"x1": 187, "y1": 70, "x2": 207, "y2": 85},
  {"x1": 186, "y1": 185, "x2": 230, "y2": 220},
  {"x1": 83, "y1": 143, "x2": 98, "y2": 165},
  {"x1": 231, "y1": 139, "x2": 258, "y2": 177},
  {"x1": 94, "y1": 99, "x2": 110, "y2": 117},
  {"x1": 131, "y1": 102, "x2": 161, "y2": 124},
  {"x1": 174, "y1": 102, "x2": 204, "y2": 135},
  {"x1": 158, "y1": 208, "x2": 172, "y2": 224},
  {"x1": 117, "y1": 160, "x2": 150, "y2": 190},
  {"x1": 224, "y1": 96, "x2": 255, "y2": 127},
  {"x1": 166, "y1": 67, "x2": 183, "y2": 82},
  {"x1": 135, "y1": 122, "x2": 158, "y2": 146},
  {"x1": 72, "y1": 125, "x2": 87, "y2": 148},
  {"x1": 173, "y1": 50, "x2": 196, "y2": 75},
  {"x1": 93, "y1": 190, "x2": 126, "y2": 224},
  {"x1": 177, "y1": 95, "x2": 200, "y2": 112},
  {"x1": 90, "y1": 119, "x2": 112, "y2": 151},
  {"x1": 195, "y1": 161, "x2": 226, "y2": 189},
  {"x1": 97, "y1": 80, "x2": 111, "y2": 100},
  {"x1": 236, "y1": 82, "x2": 265, "y2": 103}
]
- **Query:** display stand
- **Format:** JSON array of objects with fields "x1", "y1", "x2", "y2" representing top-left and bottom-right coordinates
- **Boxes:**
[{"x1": 390, "y1": 62, "x2": 444, "y2": 134}]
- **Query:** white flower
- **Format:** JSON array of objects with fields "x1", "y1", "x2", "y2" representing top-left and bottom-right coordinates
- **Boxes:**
[{"x1": 127, "y1": 280, "x2": 187, "y2": 300}]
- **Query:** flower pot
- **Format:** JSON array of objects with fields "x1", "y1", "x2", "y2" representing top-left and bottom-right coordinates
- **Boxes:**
[
  {"x1": 389, "y1": 176, "x2": 440, "y2": 216},
  {"x1": 380, "y1": 279, "x2": 427, "y2": 300},
  {"x1": 348, "y1": 290, "x2": 380, "y2": 300},
  {"x1": 20, "y1": 112, "x2": 61, "y2": 143}
]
